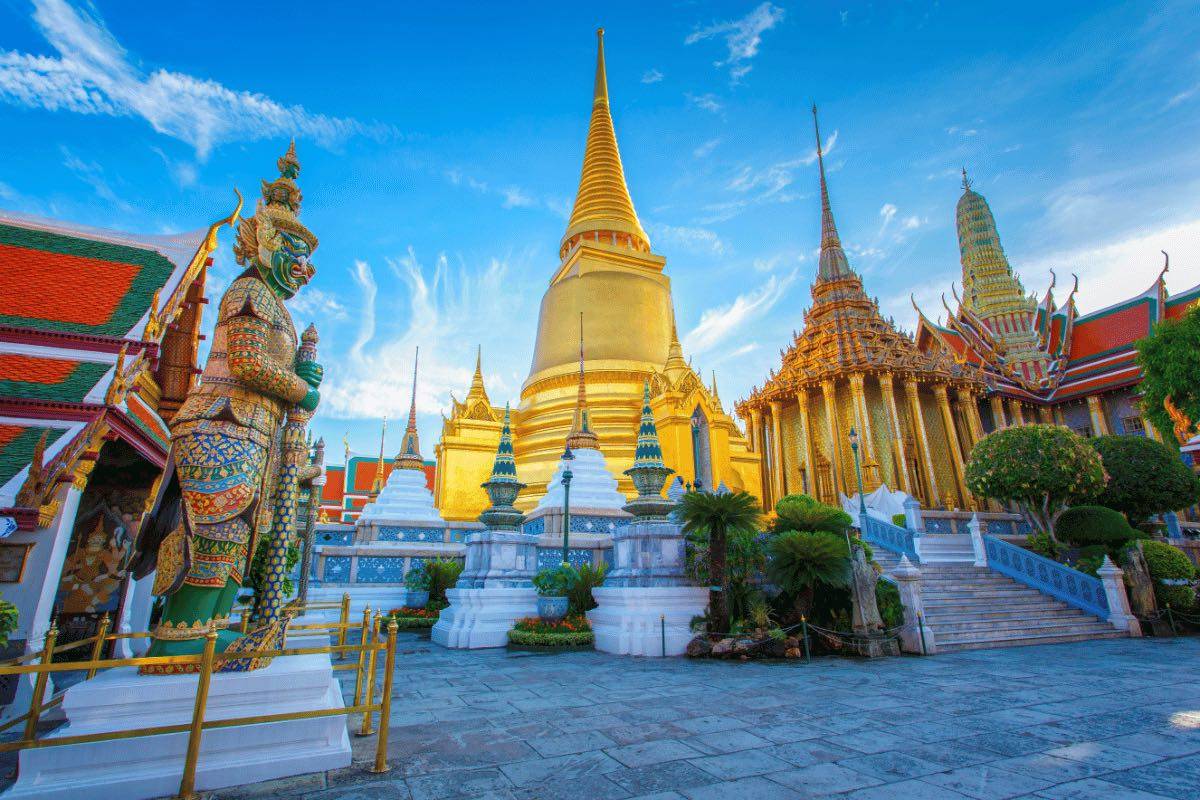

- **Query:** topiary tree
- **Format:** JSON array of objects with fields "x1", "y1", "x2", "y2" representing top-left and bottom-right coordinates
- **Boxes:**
[
  {"x1": 773, "y1": 494, "x2": 853, "y2": 535},
  {"x1": 1136, "y1": 303, "x2": 1200, "y2": 447},
  {"x1": 1056, "y1": 504, "x2": 1140, "y2": 549},
  {"x1": 965, "y1": 424, "x2": 1106, "y2": 540},
  {"x1": 1090, "y1": 435, "x2": 1200, "y2": 527},
  {"x1": 1140, "y1": 540, "x2": 1198, "y2": 610}
]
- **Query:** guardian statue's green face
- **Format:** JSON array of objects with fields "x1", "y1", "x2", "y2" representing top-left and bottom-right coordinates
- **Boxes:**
[{"x1": 261, "y1": 229, "x2": 315, "y2": 299}]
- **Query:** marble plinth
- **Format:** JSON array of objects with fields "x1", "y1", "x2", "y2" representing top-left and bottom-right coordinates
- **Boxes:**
[
  {"x1": 6, "y1": 653, "x2": 350, "y2": 800},
  {"x1": 605, "y1": 519, "x2": 692, "y2": 587},
  {"x1": 431, "y1": 587, "x2": 537, "y2": 649},
  {"x1": 588, "y1": 586, "x2": 709, "y2": 657},
  {"x1": 537, "y1": 447, "x2": 626, "y2": 511},
  {"x1": 305, "y1": 585, "x2": 413, "y2": 620},
  {"x1": 358, "y1": 468, "x2": 443, "y2": 523}
]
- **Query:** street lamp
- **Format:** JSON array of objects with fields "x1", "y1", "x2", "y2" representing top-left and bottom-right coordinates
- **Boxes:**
[
  {"x1": 561, "y1": 446, "x2": 575, "y2": 566},
  {"x1": 848, "y1": 427, "x2": 866, "y2": 551},
  {"x1": 690, "y1": 416, "x2": 703, "y2": 491}
]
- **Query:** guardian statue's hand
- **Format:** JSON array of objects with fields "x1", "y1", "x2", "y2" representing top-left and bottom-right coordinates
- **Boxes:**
[
  {"x1": 300, "y1": 388, "x2": 321, "y2": 412},
  {"x1": 296, "y1": 360, "x2": 323, "y2": 389}
]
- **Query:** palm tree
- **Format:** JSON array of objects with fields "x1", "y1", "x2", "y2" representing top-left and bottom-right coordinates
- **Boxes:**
[
  {"x1": 678, "y1": 490, "x2": 763, "y2": 635},
  {"x1": 767, "y1": 531, "x2": 851, "y2": 618}
]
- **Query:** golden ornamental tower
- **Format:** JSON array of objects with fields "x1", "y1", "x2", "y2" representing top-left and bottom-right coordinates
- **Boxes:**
[{"x1": 435, "y1": 29, "x2": 761, "y2": 518}]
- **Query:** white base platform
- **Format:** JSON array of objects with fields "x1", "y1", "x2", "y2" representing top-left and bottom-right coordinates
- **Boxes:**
[
  {"x1": 431, "y1": 587, "x2": 537, "y2": 649},
  {"x1": 6, "y1": 653, "x2": 351, "y2": 800},
  {"x1": 306, "y1": 585, "x2": 412, "y2": 620},
  {"x1": 589, "y1": 586, "x2": 709, "y2": 657}
]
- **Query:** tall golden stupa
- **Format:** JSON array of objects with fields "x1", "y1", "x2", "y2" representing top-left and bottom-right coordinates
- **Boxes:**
[{"x1": 434, "y1": 29, "x2": 761, "y2": 520}]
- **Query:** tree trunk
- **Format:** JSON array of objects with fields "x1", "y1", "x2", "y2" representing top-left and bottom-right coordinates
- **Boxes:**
[{"x1": 709, "y1": 523, "x2": 729, "y2": 634}]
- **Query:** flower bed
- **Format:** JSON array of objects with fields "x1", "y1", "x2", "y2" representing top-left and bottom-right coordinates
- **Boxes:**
[
  {"x1": 388, "y1": 606, "x2": 440, "y2": 629},
  {"x1": 508, "y1": 615, "x2": 594, "y2": 647}
]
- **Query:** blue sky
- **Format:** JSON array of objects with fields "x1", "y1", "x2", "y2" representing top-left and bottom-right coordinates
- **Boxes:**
[{"x1": 2, "y1": 0, "x2": 1199, "y2": 465}]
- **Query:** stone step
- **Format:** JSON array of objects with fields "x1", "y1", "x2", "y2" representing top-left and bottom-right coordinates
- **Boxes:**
[
  {"x1": 931, "y1": 616, "x2": 1104, "y2": 635},
  {"x1": 937, "y1": 629, "x2": 1125, "y2": 653},
  {"x1": 922, "y1": 598, "x2": 1075, "y2": 613},
  {"x1": 923, "y1": 588, "x2": 1052, "y2": 600},
  {"x1": 924, "y1": 606, "x2": 1085, "y2": 623}
]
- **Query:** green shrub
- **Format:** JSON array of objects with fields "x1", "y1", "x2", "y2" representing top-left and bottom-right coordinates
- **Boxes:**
[
  {"x1": 1141, "y1": 540, "x2": 1198, "y2": 610},
  {"x1": 533, "y1": 565, "x2": 575, "y2": 597},
  {"x1": 568, "y1": 562, "x2": 607, "y2": 616},
  {"x1": 388, "y1": 606, "x2": 440, "y2": 628},
  {"x1": 1071, "y1": 545, "x2": 1109, "y2": 577},
  {"x1": 424, "y1": 559, "x2": 464, "y2": 604},
  {"x1": 966, "y1": 425, "x2": 1106, "y2": 537},
  {"x1": 508, "y1": 615, "x2": 593, "y2": 647},
  {"x1": 1026, "y1": 533, "x2": 1064, "y2": 560},
  {"x1": 1090, "y1": 435, "x2": 1200, "y2": 527},
  {"x1": 404, "y1": 565, "x2": 430, "y2": 591},
  {"x1": 1057, "y1": 505, "x2": 1139, "y2": 548},
  {"x1": 773, "y1": 494, "x2": 853, "y2": 535},
  {"x1": 0, "y1": 600, "x2": 17, "y2": 648},
  {"x1": 767, "y1": 531, "x2": 851, "y2": 617},
  {"x1": 891, "y1": 513, "x2": 907, "y2": 528},
  {"x1": 875, "y1": 579, "x2": 903, "y2": 628},
  {"x1": 1136, "y1": 303, "x2": 1200, "y2": 448}
]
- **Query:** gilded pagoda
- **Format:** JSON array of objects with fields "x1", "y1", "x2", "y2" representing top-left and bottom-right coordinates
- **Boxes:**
[
  {"x1": 433, "y1": 29, "x2": 760, "y2": 520},
  {"x1": 736, "y1": 109, "x2": 986, "y2": 511}
]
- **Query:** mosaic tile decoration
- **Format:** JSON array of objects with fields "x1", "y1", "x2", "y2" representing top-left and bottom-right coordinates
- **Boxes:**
[
  {"x1": 355, "y1": 556, "x2": 407, "y2": 583},
  {"x1": 378, "y1": 525, "x2": 445, "y2": 543}
]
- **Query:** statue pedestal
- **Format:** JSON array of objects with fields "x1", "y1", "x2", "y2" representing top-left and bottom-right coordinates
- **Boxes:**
[
  {"x1": 431, "y1": 529, "x2": 539, "y2": 649},
  {"x1": 587, "y1": 519, "x2": 707, "y2": 657},
  {"x1": 6, "y1": 653, "x2": 350, "y2": 800}
]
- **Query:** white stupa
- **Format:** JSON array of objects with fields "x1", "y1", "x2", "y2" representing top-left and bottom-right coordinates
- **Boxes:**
[{"x1": 357, "y1": 348, "x2": 444, "y2": 524}]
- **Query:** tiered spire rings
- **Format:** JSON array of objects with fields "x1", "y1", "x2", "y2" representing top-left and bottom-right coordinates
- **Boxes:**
[
  {"x1": 479, "y1": 405, "x2": 526, "y2": 530},
  {"x1": 394, "y1": 348, "x2": 424, "y2": 470},
  {"x1": 566, "y1": 313, "x2": 600, "y2": 451},
  {"x1": 623, "y1": 381, "x2": 675, "y2": 520}
]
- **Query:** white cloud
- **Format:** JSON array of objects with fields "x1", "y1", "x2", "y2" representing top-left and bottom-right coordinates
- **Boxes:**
[
  {"x1": 693, "y1": 138, "x2": 721, "y2": 159},
  {"x1": 684, "y1": 269, "x2": 798, "y2": 355},
  {"x1": 150, "y1": 146, "x2": 197, "y2": 188},
  {"x1": 946, "y1": 125, "x2": 979, "y2": 137},
  {"x1": 686, "y1": 2, "x2": 786, "y2": 83},
  {"x1": 901, "y1": 215, "x2": 924, "y2": 230},
  {"x1": 60, "y1": 144, "x2": 129, "y2": 210},
  {"x1": 687, "y1": 92, "x2": 723, "y2": 113},
  {"x1": 641, "y1": 69, "x2": 664, "y2": 84},
  {"x1": 502, "y1": 186, "x2": 534, "y2": 209},
  {"x1": 289, "y1": 287, "x2": 348, "y2": 322},
  {"x1": 1167, "y1": 84, "x2": 1199, "y2": 109},
  {"x1": 801, "y1": 130, "x2": 838, "y2": 165},
  {"x1": 0, "y1": 0, "x2": 386, "y2": 158},
  {"x1": 879, "y1": 203, "x2": 898, "y2": 229},
  {"x1": 648, "y1": 223, "x2": 727, "y2": 256},
  {"x1": 349, "y1": 260, "x2": 378, "y2": 364}
]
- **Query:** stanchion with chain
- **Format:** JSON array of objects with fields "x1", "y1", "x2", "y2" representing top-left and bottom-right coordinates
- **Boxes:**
[
  {"x1": 358, "y1": 611, "x2": 382, "y2": 737},
  {"x1": 23, "y1": 623, "x2": 57, "y2": 741},
  {"x1": 337, "y1": 593, "x2": 351, "y2": 660},
  {"x1": 369, "y1": 620, "x2": 399, "y2": 775},
  {"x1": 352, "y1": 606, "x2": 371, "y2": 709},
  {"x1": 87, "y1": 614, "x2": 111, "y2": 679},
  {"x1": 800, "y1": 616, "x2": 810, "y2": 663},
  {"x1": 175, "y1": 628, "x2": 218, "y2": 800}
]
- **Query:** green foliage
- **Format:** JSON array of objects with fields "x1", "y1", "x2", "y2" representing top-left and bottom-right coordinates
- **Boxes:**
[
  {"x1": 965, "y1": 424, "x2": 1106, "y2": 537},
  {"x1": 773, "y1": 494, "x2": 853, "y2": 535},
  {"x1": 568, "y1": 562, "x2": 607, "y2": 616},
  {"x1": 422, "y1": 559, "x2": 464, "y2": 604},
  {"x1": 747, "y1": 595, "x2": 772, "y2": 629},
  {"x1": 1057, "y1": 505, "x2": 1139, "y2": 548},
  {"x1": 1026, "y1": 533, "x2": 1064, "y2": 560},
  {"x1": 1141, "y1": 540, "x2": 1198, "y2": 610},
  {"x1": 1090, "y1": 435, "x2": 1200, "y2": 526},
  {"x1": 678, "y1": 490, "x2": 763, "y2": 633},
  {"x1": 509, "y1": 615, "x2": 593, "y2": 647},
  {"x1": 1136, "y1": 303, "x2": 1200, "y2": 448},
  {"x1": 404, "y1": 565, "x2": 430, "y2": 591},
  {"x1": 892, "y1": 513, "x2": 907, "y2": 528},
  {"x1": 0, "y1": 600, "x2": 17, "y2": 648},
  {"x1": 1071, "y1": 545, "x2": 1109, "y2": 577},
  {"x1": 875, "y1": 579, "x2": 903, "y2": 628},
  {"x1": 532, "y1": 565, "x2": 575, "y2": 597},
  {"x1": 767, "y1": 531, "x2": 851, "y2": 616},
  {"x1": 388, "y1": 607, "x2": 439, "y2": 628}
]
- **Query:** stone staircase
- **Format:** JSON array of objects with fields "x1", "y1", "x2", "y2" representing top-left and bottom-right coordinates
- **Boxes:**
[{"x1": 874, "y1": 546, "x2": 1125, "y2": 652}]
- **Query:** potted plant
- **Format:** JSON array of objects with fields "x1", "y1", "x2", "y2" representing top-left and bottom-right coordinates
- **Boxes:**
[
  {"x1": 404, "y1": 563, "x2": 430, "y2": 608},
  {"x1": 532, "y1": 565, "x2": 575, "y2": 621}
]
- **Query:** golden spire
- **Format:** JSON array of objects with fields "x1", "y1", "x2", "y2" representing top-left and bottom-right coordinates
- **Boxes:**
[
  {"x1": 395, "y1": 348, "x2": 424, "y2": 470},
  {"x1": 566, "y1": 313, "x2": 600, "y2": 450},
  {"x1": 663, "y1": 315, "x2": 689, "y2": 381},
  {"x1": 561, "y1": 28, "x2": 649, "y2": 256},
  {"x1": 466, "y1": 344, "x2": 489, "y2": 403},
  {"x1": 812, "y1": 105, "x2": 852, "y2": 281},
  {"x1": 371, "y1": 416, "x2": 387, "y2": 495}
]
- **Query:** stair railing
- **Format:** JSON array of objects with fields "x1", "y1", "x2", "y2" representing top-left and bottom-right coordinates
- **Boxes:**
[
  {"x1": 861, "y1": 514, "x2": 920, "y2": 563},
  {"x1": 982, "y1": 534, "x2": 1108, "y2": 618}
]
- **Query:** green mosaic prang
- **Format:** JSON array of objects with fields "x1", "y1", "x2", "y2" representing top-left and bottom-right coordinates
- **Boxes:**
[
  {"x1": 0, "y1": 223, "x2": 178, "y2": 336},
  {"x1": 0, "y1": 362, "x2": 111, "y2": 403},
  {"x1": 0, "y1": 426, "x2": 67, "y2": 489}
]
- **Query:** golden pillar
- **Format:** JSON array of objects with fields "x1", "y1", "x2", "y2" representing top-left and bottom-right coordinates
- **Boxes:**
[
  {"x1": 848, "y1": 374, "x2": 877, "y2": 487},
  {"x1": 821, "y1": 379, "x2": 844, "y2": 494},
  {"x1": 935, "y1": 385, "x2": 971, "y2": 509},
  {"x1": 958, "y1": 388, "x2": 986, "y2": 447},
  {"x1": 879, "y1": 373, "x2": 912, "y2": 494},
  {"x1": 905, "y1": 380, "x2": 940, "y2": 507},
  {"x1": 769, "y1": 400, "x2": 785, "y2": 502},
  {"x1": 1007, "y1": 398, "x2": 1026, "y2": 426},
  {"x1": 990, "y1": 394, "x2": 1007, "y2": 430},
  {"x1": 748, "y1": 407, "x2": 766, "y2": 501},
  {"x1": 797, "y1": 388, "x2": 818, "y2": 498},
  {"x1": 1037, "y1": 405, "x2": 1054, "y2": 424},
  {"x1": 1087, "y1": 394, "x2": 1110, "y2": 436}
]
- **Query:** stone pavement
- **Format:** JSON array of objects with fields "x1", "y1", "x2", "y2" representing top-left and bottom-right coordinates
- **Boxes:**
[{"x1": 207, "y1": 635, "x2": 1200, "y2": 800}]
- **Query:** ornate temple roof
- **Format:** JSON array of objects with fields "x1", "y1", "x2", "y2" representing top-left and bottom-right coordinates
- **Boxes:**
[
  {"x1": 560, "y1": 29, "x2": 650, "y2": 258},
  {"x1": 737, "y1": 109, "x2": 981, "y2": 416}
]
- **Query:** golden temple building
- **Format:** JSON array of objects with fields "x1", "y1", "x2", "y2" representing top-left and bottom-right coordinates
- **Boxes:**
[
  {"x1": 434, "y1": 29, "x2": 761, "y2": 521},
  {"x1": 735, "y1": 109, "x2": 986, "y2": 512}
]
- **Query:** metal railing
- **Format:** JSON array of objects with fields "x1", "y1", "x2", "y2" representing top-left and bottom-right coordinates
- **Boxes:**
[
  {"x1": 861, "y1": 515, "x2": 920, "y2": 563},
  {"x1": 983, "y1": 534, "x2": 1109, "y2": 618},
  {"x1": 0, "y1": 593, "x2": 398, "y2": 799}
]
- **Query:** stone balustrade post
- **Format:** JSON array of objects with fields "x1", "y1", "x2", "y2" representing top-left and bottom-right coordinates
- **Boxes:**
[
  {"x1": 1097, "y1": 556, "x2": 1143, "y2": 637},
  {"x1": 968, "y1": 512, "x2": 987, "y2": 567},
  {"x1": 892, "y1": 556, "x2": 936, "y2": 654},
  {"x1": 902, "y1": 496, "x2": 923, "y2": 559}
]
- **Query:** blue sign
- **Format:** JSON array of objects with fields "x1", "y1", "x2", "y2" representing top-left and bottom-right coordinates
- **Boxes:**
[{"x1": 0, "y1": 517, "x2": 17, "y2": 539}]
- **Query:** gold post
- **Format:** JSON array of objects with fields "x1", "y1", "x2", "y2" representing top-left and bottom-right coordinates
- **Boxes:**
[
  {"x1": 86, "y1": 613, "x2": 111, "y2": 680},
  {"x1": 23, "y1": 623, "x2": 58, "y2": 741},
  {"x1": 337, "y1": 593, "x2": 350, "y2": 659},
  {"x1": 176, "y1": 628, "x2": 218, "y2": 800},
  {"x1": 369, "y1": 620, "x2": 398, "y2": 774},
  {"x1": 352, "y1": 606, "x2": 371, "y2": 709},
  {"x1": 358, "y1": 611, "x2": 382, "y2": 736}
]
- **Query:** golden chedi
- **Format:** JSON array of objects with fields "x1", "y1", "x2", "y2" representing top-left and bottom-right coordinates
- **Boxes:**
[
  {"x1": 435, "y1": 29, "x2": 760, "y2": 520},
  {"x1": 736, "y1": 108, "x2": 986, "y2": 511}
]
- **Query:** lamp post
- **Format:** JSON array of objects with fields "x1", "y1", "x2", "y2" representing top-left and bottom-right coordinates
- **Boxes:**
[
  {"x1": 690, "y1": 417, "x2": 703, "y2": 491},
  {"x1": 848, "y1": 427, "x2": 866, "y2": 551},
  {"x1": 561, "y1": 446, "x2": 575, "y2": 566}
]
